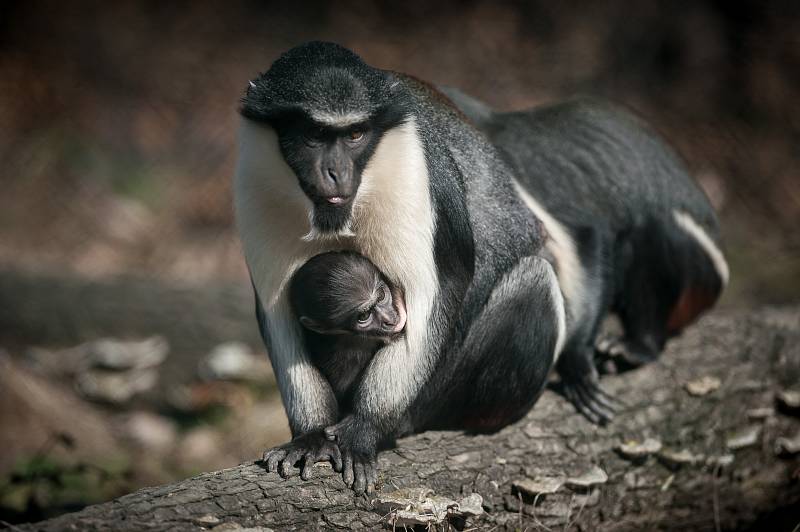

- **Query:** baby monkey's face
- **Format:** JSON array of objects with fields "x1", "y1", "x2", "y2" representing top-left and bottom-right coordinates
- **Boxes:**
[
  {"x1": 296, "y1": 268, "x2": 407, "y2": 343},
  {"x1": 348, "y1": 277, "x2": 407, "y2": 341}
]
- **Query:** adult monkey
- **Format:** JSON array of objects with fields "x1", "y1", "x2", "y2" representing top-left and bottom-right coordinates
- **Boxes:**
[
  {"x1": 441, "y1": 88, "x2": 729, "y2": 420},
  {"x1": 235, "y1": 42, "x2": 566, "y2": 494}
]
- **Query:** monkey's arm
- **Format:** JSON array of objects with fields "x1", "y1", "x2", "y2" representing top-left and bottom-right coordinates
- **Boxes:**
[
  {"x1": 320, "y1": 330, "x2": 431, "y2": 493},
  {"x1": 254, "y1": 289, "x2": 343, "y2": 479},
  {"x1": 320, "y1": 278, "x2": 442, "y2": 493}
]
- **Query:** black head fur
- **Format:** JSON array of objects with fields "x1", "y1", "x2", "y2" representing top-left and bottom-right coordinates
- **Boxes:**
[
  {"x1": 242, "y1": 42, "x2": 403, "y2": 123},
  {"x1": 290, "y1": 251, "x2": 383, "y2": 331}
]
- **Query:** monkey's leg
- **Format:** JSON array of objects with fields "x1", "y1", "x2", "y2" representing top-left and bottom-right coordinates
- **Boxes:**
[
  {"x1": 558, "y1": 282, "x2": 621, "y2": 421},
  {"x1": 254, "y1": 291, "x2": 342, "y2": 480},
  {"x1": 427, "y1": 255, "x2": 567, "y2": 433},
  {"x1": 600, "y1": 217, "x2": 726, "y2": 371},
  {"x1": 553, "y1": 225, "x2": 620, "y2": 422}
]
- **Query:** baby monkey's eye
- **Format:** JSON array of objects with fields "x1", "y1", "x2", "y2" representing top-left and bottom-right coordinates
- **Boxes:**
[
  {"x1": 357, "y1": 310, "x2": 371, "y2": 324},
  {"x1": 349, "y1": 130, "x2": 364, "y2": 142}
]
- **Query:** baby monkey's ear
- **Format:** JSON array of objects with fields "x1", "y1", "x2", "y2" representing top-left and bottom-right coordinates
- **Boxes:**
[{"x1": 299, "y1": 316, "x2": 328, "y2": 335}]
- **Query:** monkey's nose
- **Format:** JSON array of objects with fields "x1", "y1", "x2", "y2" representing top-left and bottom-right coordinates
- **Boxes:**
[
  {"x1": 383, "y1": 315, "x2": 405, "y2": 334},
  {"x1": 376, "y1": 313, "x2": 394, "y2": 330},
  {"x1": 326, "y1": 168, "x2": 338, "y2": 183}
]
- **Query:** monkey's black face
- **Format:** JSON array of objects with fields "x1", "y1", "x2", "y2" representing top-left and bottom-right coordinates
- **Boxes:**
[
  {"x1": 289, "y1": 250, "x2": 408, "y2": 343},
  {"x1": 307, "y1": 279, "x2": 407, "y2": 343},
  {"x1": 296, "y1": 275, "x2": 407, "y2": 343},
  {"x1": 241, "y1": 41, "x2": 411, "y2": 234},
  {"x1": 276, "y1": 118, "x2": 377, "y2": 232},
  {"x1": 348, "y1": 282, "x2": 407, "y2": 342}
]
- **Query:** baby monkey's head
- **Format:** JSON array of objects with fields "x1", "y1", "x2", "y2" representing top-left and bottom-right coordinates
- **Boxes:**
[{"x1": 289, "y1": 251, "x2": 407, "y2": 342}]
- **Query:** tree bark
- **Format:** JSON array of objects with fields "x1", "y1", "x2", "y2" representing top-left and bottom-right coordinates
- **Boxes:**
[{"x1": 15, "y1": 307, "x2": 800, "y2": 531}]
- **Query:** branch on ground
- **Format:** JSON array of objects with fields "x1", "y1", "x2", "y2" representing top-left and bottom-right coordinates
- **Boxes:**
[{"x1": 18, "y1": 307, "x2": 800, "y2": 531}]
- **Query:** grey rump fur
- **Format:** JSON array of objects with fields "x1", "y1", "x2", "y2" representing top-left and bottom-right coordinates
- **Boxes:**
[{"x1": 442, "y1": 85, "x2": 726, "y2": 421}]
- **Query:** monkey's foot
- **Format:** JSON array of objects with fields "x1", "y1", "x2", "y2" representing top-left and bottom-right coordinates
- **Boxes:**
[
  {"x1": 262, "y1": 431, "x2": 343, "y2": 481},
  {"x1": 595, "y1": 335, "x2": 657, "y2": 372},
  {"x1": 324, "y1": 416, "x2": 379, "y2": 495},
  {"x1": 561, "y1": 372, "x2": 622, "y2": 425}
]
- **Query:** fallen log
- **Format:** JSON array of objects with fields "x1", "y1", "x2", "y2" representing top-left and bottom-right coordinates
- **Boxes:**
[
  {"x1": 17, "y1": 306, "x2": 800, "y2": 531},
  {"x1": 0, "y1": 269, "x2": 260, "y2": 353}
]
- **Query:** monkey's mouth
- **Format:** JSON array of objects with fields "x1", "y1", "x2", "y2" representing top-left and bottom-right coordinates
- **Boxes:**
[{"x1": 324, "y1": 195, "x2": 352, "y2": 206}]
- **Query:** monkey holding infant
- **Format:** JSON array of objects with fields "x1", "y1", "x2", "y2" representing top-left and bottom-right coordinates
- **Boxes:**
[{"x1": 235, "y1": 42, "x2": 727, "y2": 493}]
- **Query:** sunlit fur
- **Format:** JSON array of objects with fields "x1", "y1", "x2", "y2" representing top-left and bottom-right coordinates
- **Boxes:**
[
  {"x1": 310, "y1": 110, "x2": 370, "y2": 128},
  {"x1": 442, "y1": 87, "x2": 727, "y2": 423},
  {"x1": 482, "y1": 255, "x2": 566, "y2": 361},
  {"x1": 673, "y1": 210, "x2": 730, "y2": 286},
  {"x1": 235, "y1": 117, "x2": 437, "y2": 429},
  {"x1": 349, "y1": 119, "x2": 438, "y2": 417},
  {"x1": 512, "y1": 178, "x2": 589, "y2": 348}
]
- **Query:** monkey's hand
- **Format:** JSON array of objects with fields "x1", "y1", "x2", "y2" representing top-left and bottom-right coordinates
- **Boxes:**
[
  {"x1": 262, "y1": 431, "x2": 343, "y2": 481},
  {"x1": 324, "y1": 416, "x2": 379, "y2": 495},
  {"x1": 595, "y1": 335, "x2": 659, "y2": 373}
]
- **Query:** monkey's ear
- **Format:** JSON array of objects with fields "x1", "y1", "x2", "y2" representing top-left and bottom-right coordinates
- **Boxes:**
[{"x1": 299, "y1": 316, "x2": 328, "y2": 335}]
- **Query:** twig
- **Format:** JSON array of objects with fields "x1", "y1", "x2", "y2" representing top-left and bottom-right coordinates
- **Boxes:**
[{"x1": 712, "y1": 466, "x2": 721, "y2": 532}]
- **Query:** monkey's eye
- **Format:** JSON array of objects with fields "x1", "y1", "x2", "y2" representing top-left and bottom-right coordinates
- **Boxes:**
[
  {"x1": 377, "y1": 286, "x2": 390, "y2": 304},
  {"x1": 303, "y1": 126, "x2": 326, "y2": 145},
  {"x1": 356, "y1": 310, "x2": 372, "y2": 324},
  {"x1": 348, "y1": 130, "x2": 365, "y2": 143}
]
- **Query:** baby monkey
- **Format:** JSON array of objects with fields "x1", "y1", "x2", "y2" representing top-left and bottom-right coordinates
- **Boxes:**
[{"x1": 288, "y1": 251, "x2": 407, "y2": 410}]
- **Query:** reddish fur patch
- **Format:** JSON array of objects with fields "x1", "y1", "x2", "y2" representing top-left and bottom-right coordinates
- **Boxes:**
[
  {"x1": 667, "y1": 287, "x2": 718, "y2": 334},
  {"x1": 461, "y1": 407, "x2": 521, "y2": 432}
]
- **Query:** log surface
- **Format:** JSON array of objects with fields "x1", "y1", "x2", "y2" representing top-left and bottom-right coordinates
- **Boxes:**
[{"x1": 16, "y1": 306, "x2": 800, "y2": 531}]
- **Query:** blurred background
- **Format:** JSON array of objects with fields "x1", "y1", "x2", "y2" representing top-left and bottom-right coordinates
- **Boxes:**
[{"x1": 0, "y1": 0, "x2": 798, "y2": 523}]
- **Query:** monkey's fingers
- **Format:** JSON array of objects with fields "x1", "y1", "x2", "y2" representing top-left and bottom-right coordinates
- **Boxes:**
[
  {"x1": 579, "y1": 387, "x2": 615, "y2": 424},
  {"x1": 280, "y1": 448, "x2": 304, "y2": 478},
  {"x1": 565, "y1": 385, "x2": 599, "y2": 424},
  {"x1": 300, "y1": 453, "x2": 316, "y2": 481},
  {"x1": 566, "y1": 383, "x2": 606, "y2": 424},
  {"x1": 352, "y1": 461, "x2": 367, "y2": 494},
  {"x1": 341, "y1": 452, "x2": 354, "y2": 487},
  {"x1": 595, "y1": 337, "x2": 657, "y2": 372},
  {"x1": 594, "y1": 335, "x2": 617, "y2": 357},
  {"x1": 587, "y1": 378, "x2": 626, "y2": 410},
  {"x1": 365, "y1": 459, "x2": 378, "y2": 495},
  {"x1": 579, "y1": 367, "x2": 625, "y2": 409},
  {"x1": 571, "y1": 380, "x2": 615, "y2": 425},
  {"x1": 329, "y1": 443, "x2": 343, "y2": 472},
  {"x1": 263, "y1": 448, "x2": 288, "y2": 474},
  {"x1": 324, "y1": 426, "x2": 338, "y2": 441}
]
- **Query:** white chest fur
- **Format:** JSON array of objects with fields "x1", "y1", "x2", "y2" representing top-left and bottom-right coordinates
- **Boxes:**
[
  {"x1": 234, "y1": 117, "x2": 439, "y2": 423},
  {"x1": 512, "y1": 178, "x2": 588, "y2": 337}
]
